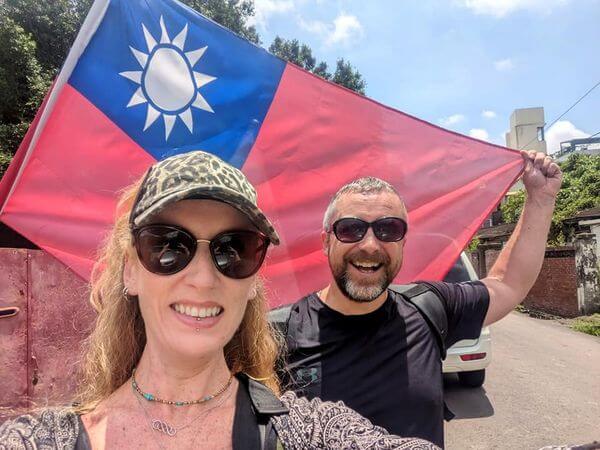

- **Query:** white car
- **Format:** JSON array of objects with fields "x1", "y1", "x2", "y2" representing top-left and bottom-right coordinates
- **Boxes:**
[{"x1": 441, "y1": 252, "x2": 491, "y2": 388}]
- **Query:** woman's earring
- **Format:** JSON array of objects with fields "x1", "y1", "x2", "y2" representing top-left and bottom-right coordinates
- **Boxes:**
[{"x1": 123, "y1": 287, "x2": 130, "y2": 300}]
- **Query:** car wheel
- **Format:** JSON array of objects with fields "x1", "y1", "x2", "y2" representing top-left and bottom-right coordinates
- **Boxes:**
[{"x1": 458, "y1": 369, "x2": 485, "y2": 388}]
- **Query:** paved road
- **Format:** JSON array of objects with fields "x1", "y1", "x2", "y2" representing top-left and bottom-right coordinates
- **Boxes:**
[{"x1": 444, "y1": 312, "x2": 600, "y2": 449}]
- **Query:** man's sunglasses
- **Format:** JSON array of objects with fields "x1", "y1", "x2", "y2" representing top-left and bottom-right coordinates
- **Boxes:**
[
  {"x1": 329, "y1": 217, "x2": 408, "y2": 243},
  {"x1": 132, "y1": 224, "x2": 270, "y2": 278}
]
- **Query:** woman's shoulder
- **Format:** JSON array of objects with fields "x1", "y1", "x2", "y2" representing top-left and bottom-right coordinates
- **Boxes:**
[
  {"x1": 0, "y1": 408, "x2": 80, "y2": 449},
  {"x1": 273, "y1": 391, "x2": 440, "y2": 449}
]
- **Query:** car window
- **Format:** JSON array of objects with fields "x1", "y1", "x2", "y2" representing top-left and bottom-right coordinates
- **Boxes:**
[{"x1": 443, "y1": 257, "x2": 472, "y2": 283}]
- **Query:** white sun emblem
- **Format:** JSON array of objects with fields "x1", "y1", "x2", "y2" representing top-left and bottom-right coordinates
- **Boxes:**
[{"x1": 119, "y1": 16, "x2": 216, "y2": 140}]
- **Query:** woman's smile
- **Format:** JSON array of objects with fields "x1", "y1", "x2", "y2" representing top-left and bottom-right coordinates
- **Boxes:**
[{"x1": 170, "y1": 301, "x2": 225, "y2": 329}]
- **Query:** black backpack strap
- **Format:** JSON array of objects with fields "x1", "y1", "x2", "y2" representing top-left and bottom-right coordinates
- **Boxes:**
[
  {"x1": 261, "y1": 421, "x2": 283, "y2": 450},
  {"x1": 268, "y1": 305, "x2": 293, "y2": 386},
  {"x1": 389, "y1": 283, "x2": 449, "y2": 359},
  {"x1": 268, "y1": 304, "x2": 292, "y2": 338}
]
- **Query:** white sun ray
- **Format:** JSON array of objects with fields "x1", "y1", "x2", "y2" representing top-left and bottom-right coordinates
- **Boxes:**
[
  {"x1": 119, "y1": 71, "x2": 142, "y2": 83},
  {"x1": 120, "y1": 18, "x2": 217, "y2": 141},
  {"x1": 159, "y1": 16, "x2": 170, "y2": 44},
  {"x1": 192, "y1": 94, "x2": 214, "y2": 113},
  {"x1": 129, "y1": 47, "x2": 148, "y2": 68},
  {"x1": 172, "y1": 24, "x2": 188, "y2": 50},
  {"x1": 186, "y1": 47, "x2": 207, "y2": 67},
  {"x1": 163, "y1": 114, "x2": 176, "y2": 139},
  {"x1": 142, "y1": 24, "x2": 157, "y2": 52},
  {"x1": 179, "y1": 109, "x2": 193, "y2": 132},
  {"x1": 127, "y1": 87, "x2": 147, "y2": 107},
  {"x1": 144, "y1": 105, "x2": 161, "y2": 130},
  {"x1": 194, "y1": 72, "x2": 216, "y2": 88}
]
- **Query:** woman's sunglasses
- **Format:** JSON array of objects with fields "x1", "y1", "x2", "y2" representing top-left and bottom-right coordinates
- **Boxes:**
[
  {"x1": 329, "y1": 217, "x2": 408, "y2": 243},
  {"x1": 132, "y1": 224, "x2": 270, "y2": 278}
]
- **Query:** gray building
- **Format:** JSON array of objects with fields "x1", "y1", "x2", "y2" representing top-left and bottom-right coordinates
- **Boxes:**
[
  {"x1": 505, "y1": 107, "x2": 547, "y2": 191},
  {"x1": 554, "y1": 137, "x2": 600, "y2": 162},
  {"x1": 505, "y1": 107, "x2": 547, "y2": 155}
]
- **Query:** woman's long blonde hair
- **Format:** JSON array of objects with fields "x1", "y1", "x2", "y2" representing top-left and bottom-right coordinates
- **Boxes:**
[{"x1": 74, "y1": 178, "x2": 281, "y2": 414}]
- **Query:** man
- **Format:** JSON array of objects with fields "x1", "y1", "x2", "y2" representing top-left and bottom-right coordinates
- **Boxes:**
[{"x1": 276, "y1": 150, "x2": 561, "y2": 448}]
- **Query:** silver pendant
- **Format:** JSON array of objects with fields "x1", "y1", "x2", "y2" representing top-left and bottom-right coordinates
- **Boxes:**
[{"x1": 152, "y1": 419, "x2": 176, "y2": 437}]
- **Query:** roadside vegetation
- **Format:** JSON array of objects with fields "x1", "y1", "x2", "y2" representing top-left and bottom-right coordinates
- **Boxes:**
[{"x1": 570, "y1": 314, "x2": 600, "y2": 337}]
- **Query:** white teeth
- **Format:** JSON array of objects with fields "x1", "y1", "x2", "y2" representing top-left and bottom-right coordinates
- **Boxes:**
[
  {"x1": 173, "y1": 304, "x2": 222, "y2": 319},
  {"x1": 354, "y1": 261, "x2": 380, "y2": 268}
]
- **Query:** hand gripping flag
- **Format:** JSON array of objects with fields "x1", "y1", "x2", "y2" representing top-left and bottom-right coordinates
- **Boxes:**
[{"x1": 0, "y1": 0, "x2": 523, "y2": 307}]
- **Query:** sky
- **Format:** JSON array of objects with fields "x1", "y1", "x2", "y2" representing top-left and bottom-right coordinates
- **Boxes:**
[{"x1": 248, "y1": 0, "x2": 600, "y2": 154}]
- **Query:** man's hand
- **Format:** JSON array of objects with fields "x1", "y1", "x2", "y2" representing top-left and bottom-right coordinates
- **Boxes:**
[{"x1": 521, "y1": 150, "x2": 562, "y2": 203}]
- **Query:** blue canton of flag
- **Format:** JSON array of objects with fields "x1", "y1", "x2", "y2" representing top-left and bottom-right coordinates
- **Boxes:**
[{"x1": 69, "y1": 0, "x2": 285, "y2": 167}]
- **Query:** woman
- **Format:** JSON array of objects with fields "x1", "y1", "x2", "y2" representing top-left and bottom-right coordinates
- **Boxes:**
[{"x1": 0, "y1": 151, "x2": 438, "y2": 449}]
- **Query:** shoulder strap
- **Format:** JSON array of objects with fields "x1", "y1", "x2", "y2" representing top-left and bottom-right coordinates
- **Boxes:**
[
  {"x1": 389, "y1": 283, "x2": 449, "y2": 359},
  {"x1": 268, "y1": 304, "x2": 292, "y2": 338},
  {"x1": 261, "y1": 421, "x2": 283, "y2": 450}
]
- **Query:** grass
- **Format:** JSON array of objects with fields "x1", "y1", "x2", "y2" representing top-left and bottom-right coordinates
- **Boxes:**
[{"x1": 570, "y1": 314, "x2": 600, "y2": 337}]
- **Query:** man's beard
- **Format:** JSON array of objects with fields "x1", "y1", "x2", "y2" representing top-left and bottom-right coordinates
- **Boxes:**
[{"x1": 330, "y1": 251, "x2": 396, "y2": 303}]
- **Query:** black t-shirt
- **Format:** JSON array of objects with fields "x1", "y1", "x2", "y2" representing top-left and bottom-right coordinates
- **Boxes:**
[{"x1": 282, "y1": 281, "x2": 490, "y2": 448}]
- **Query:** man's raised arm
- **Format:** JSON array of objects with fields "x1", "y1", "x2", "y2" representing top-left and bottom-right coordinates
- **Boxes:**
[{"x1": 482, "y1": 150, "x2": 562, "y2": 326}]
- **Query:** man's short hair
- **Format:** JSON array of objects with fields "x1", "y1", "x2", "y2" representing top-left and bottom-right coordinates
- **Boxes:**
[{"x1": 322, "y1": 177, "x2": 401, "y2": 230}]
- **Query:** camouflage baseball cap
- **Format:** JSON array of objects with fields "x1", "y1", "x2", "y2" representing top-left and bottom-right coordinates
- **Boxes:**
[{"x1": 130, "y1": 151, "x2": 280, "y2": 245}]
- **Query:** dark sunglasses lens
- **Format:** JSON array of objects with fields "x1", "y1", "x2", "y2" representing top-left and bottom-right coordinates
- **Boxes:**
[
  {"x1": 372, "y1": 218, "x2": 407, "y2": 242},
  {"x1": 334, "y1": 218, "x2": 368, "y2": 243},
  {"x1": 135, "y1": 226, "x2": 196, "y2": 275},
  {"x1": 211, "y1": 231, "x2": 269, "y2": 279}
]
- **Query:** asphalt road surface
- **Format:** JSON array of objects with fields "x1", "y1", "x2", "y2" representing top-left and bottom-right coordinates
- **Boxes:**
[{"x1": 445, "y1": 312, "x2": 600, "y2": 449}]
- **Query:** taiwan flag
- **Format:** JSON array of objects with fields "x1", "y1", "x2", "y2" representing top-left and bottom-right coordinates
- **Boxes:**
[{"x1": 0, "y1": 0, "x2": 522, "y2": 306}]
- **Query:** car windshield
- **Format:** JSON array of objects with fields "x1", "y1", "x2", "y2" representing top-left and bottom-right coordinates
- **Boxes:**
[{"x1": 443, "y1": 256, "x2": 473, "y2": 283}]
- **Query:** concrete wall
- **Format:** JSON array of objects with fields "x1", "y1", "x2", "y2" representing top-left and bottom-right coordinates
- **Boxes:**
[{"x1": 574, "y1": 233, "x2": 600, "y2": 315}]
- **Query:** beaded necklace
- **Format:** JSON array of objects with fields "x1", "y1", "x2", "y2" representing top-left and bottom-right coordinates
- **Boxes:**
[{"x1": 131, "y1": 368, "x2": 233, "y2": 406}]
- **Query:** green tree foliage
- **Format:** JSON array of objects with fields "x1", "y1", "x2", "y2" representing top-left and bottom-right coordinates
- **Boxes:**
[
  {"x1": 0, "y1": 0, "x2": 366, "y2": 179},
  {"x1": 331, "y1": 58, "x2": 366, "y2": 94},
  {"x1": 183, "y1": 0, "x2": 260, "y2": 44},
  {"x1": 500, "y1": 154, "x2": 600, "y2": 245},
  {"x1": 2, "y1": 0, "x2": 94, "y2": 73},
  {"x1": 0, "y1": 14, "x2": 52, "y2": 175},
  {"x1": 269, "y1": 36, "x2": 366, "y2": 94},
  {"x1": 269, "y1": 37, "x2": 318, "y2": 70}
]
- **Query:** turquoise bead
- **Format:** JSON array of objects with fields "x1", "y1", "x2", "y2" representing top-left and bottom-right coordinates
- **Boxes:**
[
  {"x1": 144, "y1": 393, "x2": 154, "y2": 401},
  {"x1": 175, "y1": 401, "x2": 183, "y2": 406}
]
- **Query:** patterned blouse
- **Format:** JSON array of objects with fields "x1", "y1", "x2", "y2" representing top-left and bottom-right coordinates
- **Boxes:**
[{"x1": 0, "y1": 392, "x2": 439, "y2": 449}]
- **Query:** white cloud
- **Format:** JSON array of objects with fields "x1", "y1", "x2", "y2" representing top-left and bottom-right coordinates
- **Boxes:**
[
  {"x1": 248, "y1": 0, "x2": 295, "y2": 30},
  {"x1": 457, "y1": 0, "x2": 570, "y2": 18},
  {"x1": 494, "y1": 58, "x2": 514, "y2": 71},
  {"x1": 482, "y1": 110, "x2": 497, "y2": 119},
  {"x1": 469, "y1": 128, "x2": 490, "y2": 141},
  {"x1": 298, "y1": 17, "x2": 329, "y2": 35},
  {"x1": 439, "y1": 114, "x2": 466, "y2": 127},
  {"x1": 545, "y1": 120, "x2": 588, "y2": 154},
  {"x1": 328, "y1": 14, "x2": 363, "y2": 45},
  {"x1": 299, "y1": 13, "x2": 364, "y2": 46}
]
